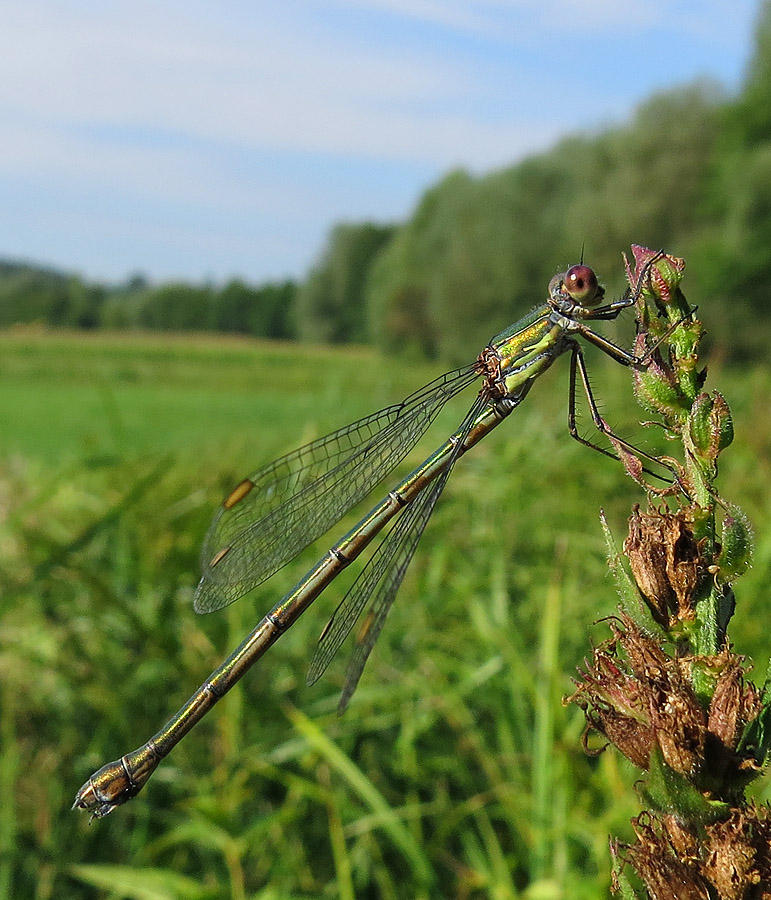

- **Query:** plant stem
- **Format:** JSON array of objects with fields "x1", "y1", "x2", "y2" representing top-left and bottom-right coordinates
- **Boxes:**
[{"x1": 568, "y1": 245, "x2": 770, "y2": 899}]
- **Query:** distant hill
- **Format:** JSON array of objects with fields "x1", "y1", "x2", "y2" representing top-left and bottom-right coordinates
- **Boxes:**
[{"x1": 0, "y1": 259, "x2": 70, "y2": 280}]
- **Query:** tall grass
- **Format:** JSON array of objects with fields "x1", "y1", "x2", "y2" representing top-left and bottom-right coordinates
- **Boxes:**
[{"x1": 1, "y1": 330, "x2": 768, "y2": 898}]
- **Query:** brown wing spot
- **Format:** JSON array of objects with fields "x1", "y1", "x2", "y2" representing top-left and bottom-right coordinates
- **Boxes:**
[
  {"x1": 209, "y1": 546, "x2": 231, "y2": 568},
  {"x1": 355, "y1": 609, "x2": 375, "y2": 646},
  {"x1": 223, "y1": 478, "x2": 255, "y2": 509}
]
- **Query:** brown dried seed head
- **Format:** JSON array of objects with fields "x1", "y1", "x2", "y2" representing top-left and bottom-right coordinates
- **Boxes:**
[
  {"x1": 625, "y1": 507, "x2": 674, "y2": 626},
  {"x1": 703, "y1": 807, "x2": 771, "y2": 900},
  {"x1": 625, "y1": 507, "x2": 704, "y2": 626},
  {"x1": 651, "y1": 689, "x2": 706, "y2": 777},
  {"x1": 623, "y1": 813, "x2": 712, "y2": 900},
  {"x1": 570, "y1": 615, "x2": 711, "y2": 775},
  {"x1": 615, "y1": 612, "x2": 670, "y2": 682}
]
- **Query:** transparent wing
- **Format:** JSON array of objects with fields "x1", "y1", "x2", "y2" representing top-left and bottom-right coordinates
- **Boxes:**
[
  {"x1": 194, "y1": 365, "x2": 479, "y2": 613},
  {"x1": 306, "y1": 396, "x2": 487, "y2": 710}
]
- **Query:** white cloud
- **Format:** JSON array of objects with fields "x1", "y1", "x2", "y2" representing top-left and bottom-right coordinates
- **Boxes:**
[{"x1": 0, "y1": 0, "x2": 609, "y2": 171}]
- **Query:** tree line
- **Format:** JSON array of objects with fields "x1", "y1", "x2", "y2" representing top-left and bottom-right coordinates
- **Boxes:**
[
  {"x1": 0, "y1": 262, "x2": 297, "y2": 340},
  {"x1": 4, "y1": 2, "x2": 771, "y2": 361}
]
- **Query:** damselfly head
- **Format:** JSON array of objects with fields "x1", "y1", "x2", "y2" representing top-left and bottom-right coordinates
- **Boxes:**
[{"x1": 549, "y1": 264, "x2": 604, "y2": 310}]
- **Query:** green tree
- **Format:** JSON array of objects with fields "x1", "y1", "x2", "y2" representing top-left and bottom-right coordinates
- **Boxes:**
[
  {"x1": 65, "y1": 277, "x2": 106, "y2": 329},
  {"x1": 247, "y1": 281, "x2": 297, "y2": 340},
  {"x1": 367, "y1": 83, "x2": 720, "y2": 363},
  {"x1": 684, "y1": 0, "x2": 771, "y2": 357},
  {"x1": 296, "y1": 222, "x2": 394, "y2": 344},
  {"x1": 213, "y1": 279, "x2": 297, "y2": 339},
  {"x1": 0, "y1": 263, "x2": 71, "y2": 327},
  {"x1": 215, "y1": 279, "x2": 258, "y2": 333},
  {"x1": 99, "y1": 274, "x2": 150, "y2": 329},
  {"x1": 722, "y1": 0, "x2": 771, "y2": 147},
  {"x1": 137, "y1": 283, "x2": 214, "y2": 331}
]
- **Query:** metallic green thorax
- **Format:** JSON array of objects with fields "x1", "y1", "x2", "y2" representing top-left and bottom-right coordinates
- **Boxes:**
[
  {"x1": 483, "y1": 265, "x2": 607, "y2": 402},
  {"x1": 490, "y1": 304, "x2": 562, "y2": 396}
]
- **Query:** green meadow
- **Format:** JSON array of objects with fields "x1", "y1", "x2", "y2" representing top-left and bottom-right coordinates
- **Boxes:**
[{"x1": 2, "y1": 329, "x2": 770, "y2": 899}]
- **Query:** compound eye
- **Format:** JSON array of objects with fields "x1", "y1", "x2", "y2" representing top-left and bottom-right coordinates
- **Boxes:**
[{"x1": 564, "y1": 265, "x2": 601, "y2": 305}]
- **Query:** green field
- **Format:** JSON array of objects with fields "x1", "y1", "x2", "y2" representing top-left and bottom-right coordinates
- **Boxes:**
[{"x1": 2, "y1": 329, "x2": 769, "y2": 899}]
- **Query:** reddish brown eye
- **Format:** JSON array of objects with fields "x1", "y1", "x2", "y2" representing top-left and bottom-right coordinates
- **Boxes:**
[{"x1": 564, "y1": 265, "x2": 600, "y2": 305}]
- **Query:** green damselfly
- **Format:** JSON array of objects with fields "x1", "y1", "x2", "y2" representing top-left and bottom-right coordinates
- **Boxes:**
[{"x1": 74, "y1": 262, "x2": 664, "y2": 817}]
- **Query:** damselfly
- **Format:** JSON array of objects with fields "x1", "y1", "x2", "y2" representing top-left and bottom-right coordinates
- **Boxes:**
[{"x1": 74, "y1": 262, "x2": 663, "y2": 817}]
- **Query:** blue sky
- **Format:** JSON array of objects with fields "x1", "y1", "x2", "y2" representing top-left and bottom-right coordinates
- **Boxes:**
[{"x1": 0, "y1": 0, "x2": 761, "y2": 284}]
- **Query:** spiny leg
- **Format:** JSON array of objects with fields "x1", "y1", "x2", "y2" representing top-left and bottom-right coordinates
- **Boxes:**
[{"x1": 567, "y1": 340, "x2": 677, "y2": 485}]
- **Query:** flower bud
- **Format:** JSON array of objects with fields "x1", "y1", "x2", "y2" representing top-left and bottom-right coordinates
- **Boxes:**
[
  {"x1": 688, "y1": 391, "x2": 734, "y2": 462},
  {"x1": 717, "y1": 506, "x2": 754, "y2": 582},
  {"x1": 633, "y1": 340, "x2": 689, "y2": 423},
  {"x1": 624, "y1": 245, "x2": 686, "y2": 306}
]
